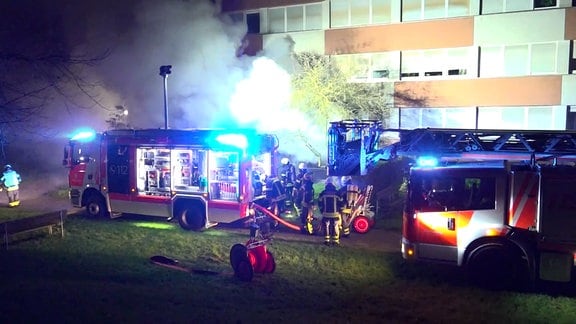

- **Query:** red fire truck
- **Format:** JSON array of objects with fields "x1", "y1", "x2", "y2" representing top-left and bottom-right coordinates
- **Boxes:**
[
  {"x1": 328, "y1": 120, "x2": 576, "y2": 288},
  {"x1": 63, "y1": 128, "x2": 278, "y2": 231}
]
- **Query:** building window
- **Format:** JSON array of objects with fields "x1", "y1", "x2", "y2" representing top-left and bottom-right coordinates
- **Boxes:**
[
  {"x1": 534, "y1": 0, "x2": 557, "y2": 8},
  {"x1": 246, "y1": 12, "x2": 260, "y2": 34},
  {"x1": 477, "y1": 106, "x2": 565, "y2": 130},
  {"x1": 481, "y1": 0, "x2": 533, "y2": 14},
  {"x1": 268, "y1": 4, "x2": 322, "y2": 34},
  {"x1": 401, "y1": 47, "x2": 474, "y2": 79},
  {"x1": 331, "y1": 0, "x2": 392, "y2": 28},
  {"x1": 399, "y1": 107, "x2": 476, "y2": 129},
  {"x1": 480, "y1": 42, "x2": 560, "y2": 77},
  {"x1": 402, "y1": 0, "x2": 471, "y2": 21},
  {"x1": 332, "y1": 52, "x2": 400, "y2": 81}
]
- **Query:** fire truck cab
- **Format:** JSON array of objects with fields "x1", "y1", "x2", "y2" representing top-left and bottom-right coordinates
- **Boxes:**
[
  {"x1": 63, "y1": 128, "x2": 278, "y2": 231},
  {"x1": 327, "y1": 119, "x2": 576, "y2": 288}
]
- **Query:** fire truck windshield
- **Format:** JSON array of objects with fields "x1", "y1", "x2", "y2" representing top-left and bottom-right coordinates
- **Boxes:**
[{"x1": 410, "y1": 173, "x2": 496, "y2": 212}]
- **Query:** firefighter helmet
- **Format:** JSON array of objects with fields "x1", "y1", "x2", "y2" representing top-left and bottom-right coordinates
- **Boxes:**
[
  {"x1": 341, "y1": 176, "x2": 352, "y2": 186},
  {"x1": 4, "y1": 164, "x2": 12, "y2": 171},
  {"x1": 298, "y1": 162, "x2": 305, "y2": 170},
  {"x1": 281, "y1": 157, "x2": 290, "y2": 165}
]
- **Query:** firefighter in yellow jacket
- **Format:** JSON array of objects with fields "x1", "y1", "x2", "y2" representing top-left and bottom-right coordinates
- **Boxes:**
[
  {"x1": 318, "y1": 178, "x2": 343, "y2": 246},
  {"x1": 1, "y1": 164, "x2": 22, "y2": 207}
]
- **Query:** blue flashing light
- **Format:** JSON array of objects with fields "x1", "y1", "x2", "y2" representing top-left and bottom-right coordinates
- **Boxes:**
[
  {"x1": 416, "y1": 156, "x2": 439, "y2": 167},
  {"x1": 70, "y1": 129, "x2": 97, "y2": 142},
  {"x1": 215, "y1": 134, "x2": 248, "y2": 150}
]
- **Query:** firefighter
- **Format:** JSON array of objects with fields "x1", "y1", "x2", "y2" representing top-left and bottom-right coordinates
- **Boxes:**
[
  {"x1": 338, "y1": 176, "x2": 359, "y2": 237},
  {"x1": 293, "y1": 162, "x2": 308, "y2": 210},
  {"x1": 318, "y1": 178, "x2": 343, "y2": 246},
  {"x1": 279, "y1": 157, "x2": 296, "y2": 212},
  {"x1": 299, "y1": 172, "x2": 315, "y2": 234},
  {"x1": 1, "y1": 164, "x2": 22, "y2": 207}
]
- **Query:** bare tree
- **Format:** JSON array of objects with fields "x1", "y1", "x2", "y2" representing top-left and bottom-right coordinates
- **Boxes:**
[{"x1": 0, "y1": 1, "x2": 110, "y2": 135}]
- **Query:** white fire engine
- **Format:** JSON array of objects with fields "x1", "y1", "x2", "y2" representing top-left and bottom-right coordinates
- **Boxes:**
[
  {"x1": 63, "y1": 128, "x2": 278, "y2": 231},
  {"x1": 328, "y1": 119, "x2": 576, "y2": 288}
]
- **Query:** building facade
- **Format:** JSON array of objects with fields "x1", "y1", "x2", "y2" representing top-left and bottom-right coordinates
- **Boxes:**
[{"x1": 222, "y1": 0, "x2": 576, "y2": 130}]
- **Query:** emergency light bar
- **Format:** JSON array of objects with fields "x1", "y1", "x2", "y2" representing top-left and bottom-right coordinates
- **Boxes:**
[
  {"x1": 416, "y1": 156, "x2": 439, "y2": 167},
  {"x1": 70, "y1": 129, "x2": 97, "y2": 142},
  {"x1": 215, "y1": 134, "x2": 248, "y2": 150}
]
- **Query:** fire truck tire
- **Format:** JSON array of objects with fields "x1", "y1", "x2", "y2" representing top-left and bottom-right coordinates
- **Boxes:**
[
  {"x1": 466, "y1": 243, "x2": 527, "y2": 290},
  {"x1": 85, "y1": 195, "x2": 107, "y2": 218},
  {"x1": 352, "y1": 216, "x2": 371, "y2": 234},
  {"x1": 176, "y1": 205, "x2": 205, "y2": 231}
]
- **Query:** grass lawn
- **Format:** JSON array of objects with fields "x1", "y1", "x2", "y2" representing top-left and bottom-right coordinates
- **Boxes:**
[{"x1": 1, "y1": 209, "x2": 576, "y2": 323}]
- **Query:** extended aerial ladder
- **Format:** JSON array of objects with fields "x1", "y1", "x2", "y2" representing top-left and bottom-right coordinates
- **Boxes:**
[{"x1": 327, "y1": 119, "x2": 576, "y2": 176}]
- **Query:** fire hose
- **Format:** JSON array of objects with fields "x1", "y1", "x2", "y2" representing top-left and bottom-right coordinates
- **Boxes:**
[{"x1": 251, "y1": 202, "x2": 301, "y2": 232}]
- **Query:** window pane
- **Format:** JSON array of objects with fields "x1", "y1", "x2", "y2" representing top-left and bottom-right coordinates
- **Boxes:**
[
  {"x1": 446, "y1": 47, "x2": 473, "y2": 76},
  {"x1": 480, "y1": 46, "x2": 503, "y2": 77},
  {"x1": 246, "y1": 13, "x2": 260, "y2": 34},
  {"x1": 477, "y1": 107, "x2": 502, "y2": 129},
  {"x1": 401, "y1": 51, "x2": 422, "y2": 78},
  {"x1": 287, "y1": 6, "x2": 303, "y2": 32},
  {"x1": 268, "y1": 8, "x2": 284, "y2": 33},
  {"x1": 501, "y1": 107, "x2": 525, "y2": 129},
  {"x1": 531, "y1": 43, "x2": 556, "y2": 74},
  {"x1": 372, "y1": 52, "x2": 399, "y2": 79},
  {"x1": 534, "y1": 0, "x2": 557, "y2": 8},
  {"x1": 448, "y1": 0, "x2": 469, "y2": 17},
  {"x1": 421, "y1": 108, "x2": 444, "y2": 128},
  {"x1": 527, "y1": 106, "x2": 552, "y2": 129},
  {"x1": 504, "y1": 45, "x2": 529, "y2": 76},
  {"x1": 351, "y1": 0, "x2": 370, "y2": 26},
  {"x1": 422, "y1": 49, "x2": 444, "y2": 76},
  {"x1": 400, "y1": 108, "x2": 422, "y2": 129},
  {"x1": 424, "y1": 0, "x2": 446, "y2": 20},
  {"x1": 305, "y1": 4, "x2": 322, "y2": 30},
  {"x1": 445, "y1": 107, "x2": 476, "y2": 128},
  {"x1": 331, "y1": 0, "x2": 348, "y2": 27},
  {"x1": 482, "y1": 0, "x2": 504, "y2": 14},
  {"x1": 505, "y1": 0, "x2": 531, "y2": 12},
  {"x1": 402, "y1": 0, "x2": 422, "y2": 22},
  {"x1": 373, "y1": 0, "x2": 392, "y2": 24}
]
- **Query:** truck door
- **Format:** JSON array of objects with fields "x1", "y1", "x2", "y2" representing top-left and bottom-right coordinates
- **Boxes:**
[{"x1": 508, "y1": 170, "x2": 539, "y2": 230}]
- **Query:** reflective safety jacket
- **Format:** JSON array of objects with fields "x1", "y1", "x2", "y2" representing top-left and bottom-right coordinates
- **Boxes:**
[
  {"x1": 318, "y1": 184, "x2": 342, "y2": 218},
  {"x1": 1, "y1": 170, "x2": 21, "y2": 189}
]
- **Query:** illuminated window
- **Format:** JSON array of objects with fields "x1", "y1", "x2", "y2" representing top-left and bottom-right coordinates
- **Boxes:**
[
  {"x1": 402, "y1": 0, "x2": 470, "y2": 21},
  {"x1": 286, "y1": 6, "x2": 303, "y2": 32},
  {"x1": 333, "y1": 52, "x2": 400, "y2": 81},
  {"x1": 504, "y1": 45, "x2": 529, "y2": 76},
  {"x1": 401, "y1": 47, "x2": 474, "y2": 79},
  {"x1": 399, "y1": 107, "x2": 476, "y2": 129},
  {"x1": 480, "y1": 42, "x2": 560, "y2": 77},
  {"x1": 268, "y1": 4, "x2": 322, "y2": 33},
  {"x1": 482, "y1": 0, "x2": 533, "y2": 14},
  {"x1": 330, "y1": 0, "x2": 392, "y2": 27},
  {"x1": 530, "y1": 43, "x2": 556, "y2": 74},
  {"x1": 477, "y1": 106, "x2": 565, "y2": 130}
]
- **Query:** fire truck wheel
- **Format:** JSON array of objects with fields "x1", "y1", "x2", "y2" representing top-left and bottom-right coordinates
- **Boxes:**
[
  {"x1": 264, "y1": 251, "x2": 276, "y2": 274},
  {"x1": 86, "y1": 195, "x2": 107, "y2": 218},
  {"x1": 176, "y1": 205, "x2": 205, "y2": 231},
  {"x1": 466, "y1": 243, "x2": 525, "y2": 290},
  {"x1": 352, "y1": 216, "x2": 371, "y2": 234}
]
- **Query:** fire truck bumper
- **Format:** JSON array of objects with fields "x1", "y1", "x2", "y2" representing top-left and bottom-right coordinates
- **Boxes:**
[{"x1": 401, "y1": 237, "x2": 416, "y2": 260}]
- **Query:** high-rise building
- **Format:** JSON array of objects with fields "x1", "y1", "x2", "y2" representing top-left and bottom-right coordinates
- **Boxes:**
[{"x1": 221, "y1": 0, "x2": 576, "y2": 130}]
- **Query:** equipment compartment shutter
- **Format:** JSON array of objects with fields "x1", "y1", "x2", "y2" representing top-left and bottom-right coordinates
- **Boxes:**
[{"x1": 107, "y1": 144, "x2": 131, "y2": 194}]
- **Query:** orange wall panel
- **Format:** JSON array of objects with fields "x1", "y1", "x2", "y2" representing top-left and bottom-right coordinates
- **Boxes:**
[
  {"x1": 394, "y1": 76, "x2": 562, "y2": 107},
  {"x1": 566, "y1": 7, "x2": 576, "y2": 40},
  {"x1": 325, "y1": 18, "x2": 474, "y2": 54},
  {"x1": 222, "y1": 0, "x2": 319, "y2": 12}
]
